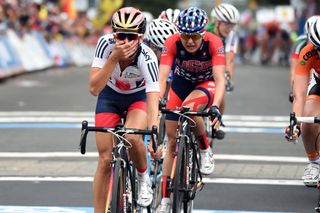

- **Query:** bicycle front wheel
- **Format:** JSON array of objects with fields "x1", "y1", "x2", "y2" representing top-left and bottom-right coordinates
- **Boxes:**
[
  {"x1": 110, "y1": 160, "x2": 123, "y2": 213},
  {"x1": 172, "y1": 136, "x2": 187, "y2": 213}
]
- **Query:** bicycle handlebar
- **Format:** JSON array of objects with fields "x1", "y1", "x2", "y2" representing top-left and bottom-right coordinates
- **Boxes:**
[
  {"x1": 79, "y1": 121, "x2": 158, "y2": 155},
  {"x1": 288, "y1": 112, "x2": 320, "y2": 140}
]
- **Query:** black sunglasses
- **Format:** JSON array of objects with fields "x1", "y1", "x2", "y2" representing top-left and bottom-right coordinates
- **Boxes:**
[{"x1": 115, "y1": 32, "x2": 140, "y2": 41}]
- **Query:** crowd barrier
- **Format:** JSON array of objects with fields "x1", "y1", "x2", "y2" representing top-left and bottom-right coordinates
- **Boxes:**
[{"x1": 0, "y1": 30, "x2": 95, "y2": 80}]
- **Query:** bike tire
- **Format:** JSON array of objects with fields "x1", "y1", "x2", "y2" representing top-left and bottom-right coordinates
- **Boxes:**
[
  {"x1": 172, "y1": 136, "x2": 187, "y2": 213},
  {"x1": 110, "y1": 160, "x2": 123, "y2": 213},
  {"x1": 158, "y1": 114, "x2": 166, "y2": 145}
]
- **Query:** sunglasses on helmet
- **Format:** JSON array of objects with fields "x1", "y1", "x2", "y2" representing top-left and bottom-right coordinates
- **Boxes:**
[
  {"x1": 115, "y1": 32, "x2": 141, "y2": 41},
  {"x1": 180, "y1": 33, "x2": 203, "y2": 41}
]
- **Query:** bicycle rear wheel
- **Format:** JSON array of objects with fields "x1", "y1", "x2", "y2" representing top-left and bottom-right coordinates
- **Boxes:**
[{"x1": 172, "y1": 136, "x2": 187, "y2": 213}]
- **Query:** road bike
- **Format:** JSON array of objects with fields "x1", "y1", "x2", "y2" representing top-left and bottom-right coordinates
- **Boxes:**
[
  {"x1": 288, "y1": 112, "x2": 320, "y2": 212},
  {"x1": 160, "y1": 106, "x2": 217, "y2": 213},
  {"x1": 79, "y1": 121, "x2": 157, "y2": 213}
]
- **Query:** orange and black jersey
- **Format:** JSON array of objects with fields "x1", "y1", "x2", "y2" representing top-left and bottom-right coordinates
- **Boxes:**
[
  {"x1": 296, "y1": 43, "x2": 320, "y2": 77},
  {"x1": 160, "y1": 32, "x2": 225, "y2": 83}
]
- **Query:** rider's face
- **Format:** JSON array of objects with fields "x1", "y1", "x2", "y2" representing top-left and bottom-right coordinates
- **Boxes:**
[
  {"x1": 218, "y1": 21, "x2": 235, "y2": 37},
  {"x1": 180, "y1": 33, "x2": 203, "y2": 53}
]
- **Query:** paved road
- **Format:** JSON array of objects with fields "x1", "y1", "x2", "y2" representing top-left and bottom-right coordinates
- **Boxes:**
[{"x1": 0, "y1": 64, "x2": 317, "y2": 213}]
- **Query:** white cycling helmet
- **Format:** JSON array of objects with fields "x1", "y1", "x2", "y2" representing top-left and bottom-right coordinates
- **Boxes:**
[
  {"x1": 308, "y1": 19, "x2": 320, "y2": 48},
  {"x1": 211, "y1": 3, "x2": 240, "y2": 24},
  {"x1": 304, "y1": 15, "x2": 320, "y2": 35},
  {"x1": 147, "y1": 18, "x2": 178, "y2": 48},
  {"x1": 159, "y1": 8, "x2": 180, "y2": 24}
]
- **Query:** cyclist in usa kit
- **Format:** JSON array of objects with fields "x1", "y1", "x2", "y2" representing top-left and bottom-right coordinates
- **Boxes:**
[
  {"x1": 156, "y1": 7, "x2": 226, "y2": 213},
  {"x1": 90, "y1": 7, "x2": 160, "y2": 212},
  {"x1": 289, "y1": 15, "x2": 319, "y2": 102},
  {"x1": 285, "y1": 18, "x2": 320, "y2": 186}
]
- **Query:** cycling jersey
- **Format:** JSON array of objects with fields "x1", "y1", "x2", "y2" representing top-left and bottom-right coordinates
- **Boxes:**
[
  {"x1": 291, "y1": 34, "x2": 308, "y2": 59},
  {"x1": 160, "y1": 32, "x2": 225, "y2": 120},
  {"x1": 206, "y1": 22, "x2": 239, "y2": 53},
  {"x1": 160, "y1": 32, "x2": 225, "y2": 83},
  {"x1": 92, "y1": 34, "x2": 160, "y2": 94},
  {"x1": 296, "y1": 43, "x2": 320, "y2": 100}
]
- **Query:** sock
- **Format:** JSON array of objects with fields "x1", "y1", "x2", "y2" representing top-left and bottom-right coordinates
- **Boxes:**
[
  {"x1": 137, "y1": 167, "x2": 148, "y2": 181},
  {"x1": 197, "y1": 132, "x2": 209, "y2": 150}
]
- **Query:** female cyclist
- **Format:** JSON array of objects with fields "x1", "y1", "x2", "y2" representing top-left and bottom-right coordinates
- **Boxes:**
[
  {"x1": 286, "y1": 18, "x2": 320, "y2": 186},
  {"x1": 90, "y1": 7, "x2": 160, "y2": 212},
  {"x1": 156, "y1": 7, "x2": 226, "y2": 212}
]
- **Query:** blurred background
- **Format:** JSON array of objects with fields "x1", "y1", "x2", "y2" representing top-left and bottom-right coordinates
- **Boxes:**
[{"x1": 0, "y1": 0, "x2": 319, "y2": 79}]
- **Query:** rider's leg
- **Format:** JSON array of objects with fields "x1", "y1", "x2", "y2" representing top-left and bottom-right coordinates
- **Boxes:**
[
  {"x1": 94, "y1": 113, "x2": 121, "y2": 213},
  {"x1": 301, "y1": 99, "x2": 320, "y2": 185},
  {"x1": 125, "y1": 102, "x2": 153, "y2": 207}
]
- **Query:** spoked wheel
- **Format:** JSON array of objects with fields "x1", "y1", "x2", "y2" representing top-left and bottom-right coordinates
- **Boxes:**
[{"x1": 172, "y1": 137, "x2": 187, "y2": 213}]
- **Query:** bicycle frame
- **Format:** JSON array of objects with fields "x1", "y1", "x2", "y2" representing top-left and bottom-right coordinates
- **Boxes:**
[
  {"x1": 79, "y1": 121, "x2": 157, "y2": 213},
  {"x1": 161, "y1": 107, "x2": 214, "y2": 213}
]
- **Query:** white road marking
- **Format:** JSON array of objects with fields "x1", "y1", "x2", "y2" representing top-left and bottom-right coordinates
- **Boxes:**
[
  {"x1": 0, "y1": 176, "x2": 304, "y2": 186},
  {"x1": 0, "y1": 152, "x2": 308, "y2": 163}
]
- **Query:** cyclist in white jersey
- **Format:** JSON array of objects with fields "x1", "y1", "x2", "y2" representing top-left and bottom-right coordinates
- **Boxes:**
[{"x1": 90, "y1": 7, "x2": 160, "y2": 212}]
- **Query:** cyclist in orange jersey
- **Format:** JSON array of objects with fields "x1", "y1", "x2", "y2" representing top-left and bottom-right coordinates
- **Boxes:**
[{"x1": 286, "y1": 18, "x2": 320, "y2": 186}]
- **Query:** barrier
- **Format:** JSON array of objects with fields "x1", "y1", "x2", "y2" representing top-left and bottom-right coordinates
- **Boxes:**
[
  {"x1": 0, "y1": 30, "x2": 95, "y2": 80},
  {"x1": 0, "y1": 35, "x2": 23, "y2": 79}
]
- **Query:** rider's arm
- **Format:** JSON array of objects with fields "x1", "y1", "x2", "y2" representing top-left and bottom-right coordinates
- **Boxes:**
[
  {"x1": 212, "y1": 65, "x2": 226, "y2": 107},
  {"x1": 159, "y1": 35, "x2": 177, "y2": 99},
  {"x1": 140, "y1": 45, "x2": 161, "y2": 129},
  {"x1": 226, "y1": 51, "x2": 235, "y2": 81},
  {"x1": 90, "y1": 35, "x2": 138, "y2": 96},
  {"x1": 293, "y1": 45, "x2": 312, "y2": 116},
  {"x1": 209, "y1": 34, "x2": 226, "y2": 107},
  {"x1": 89, "y1": 36, "x2": 120, "y2": 96},
  {"x1": 290, "y1": 57, "x2": 298, "y2": 91},
  {"x1": 225, "y1": 31, "x2": 238, "y2": 81}
]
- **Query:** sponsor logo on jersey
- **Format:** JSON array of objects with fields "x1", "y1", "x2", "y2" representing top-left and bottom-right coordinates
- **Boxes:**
[
  {"x1": 217, "y1": 46, "x2": 225, "y2": 54},
  {"x1": 109, "y1": 38, "x2": 115, "y2": 44},
  {"x1": 302, "y1": 49, "x2": 318, "y2": 61},
  {"x1": 141, "y1": 48, "x2": 152, "y2": 62}
]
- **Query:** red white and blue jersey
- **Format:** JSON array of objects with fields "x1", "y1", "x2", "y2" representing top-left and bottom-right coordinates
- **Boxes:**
[
  {"x1": 160, "y1": 32, "x2": 225, "y2": 83},
  {"x1": 92, "y1": 34, "x2": 160, "y2": 94}
]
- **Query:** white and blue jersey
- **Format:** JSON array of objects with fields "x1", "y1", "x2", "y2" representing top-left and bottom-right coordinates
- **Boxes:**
[{"x1": 92, "y1": 34, "x2": 160, "y2": 94}]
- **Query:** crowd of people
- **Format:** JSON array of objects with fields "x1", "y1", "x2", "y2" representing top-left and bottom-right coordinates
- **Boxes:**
[
  {"x1": 3, "y1": 0, "x2": 320, "y2": 212},
  {"x1": 0, "y1": 0, "x2": 98, "y2": 45}
]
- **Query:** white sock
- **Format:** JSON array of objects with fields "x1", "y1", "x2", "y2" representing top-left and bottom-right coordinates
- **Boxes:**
[
  {"x1": 200, "y1": 147, "x2": 211, "y2": 153},
  {"x1": 137, "y1": 169, "x2": 149, "y2": 181}
]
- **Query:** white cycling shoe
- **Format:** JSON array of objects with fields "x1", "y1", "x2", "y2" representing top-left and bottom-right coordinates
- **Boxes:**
[
  {"x1": 137, "y1": 178, "x2": 153, "y2": 207},
  {"x1": 302, "y1": 162, "x2": 319, "y2": 186},
  {"x1": 156, "y1": 197, "x2": 171, "y2": 213},
  {"x1": 200, "y1": 148, "x2": 215, "y2": 175}
]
